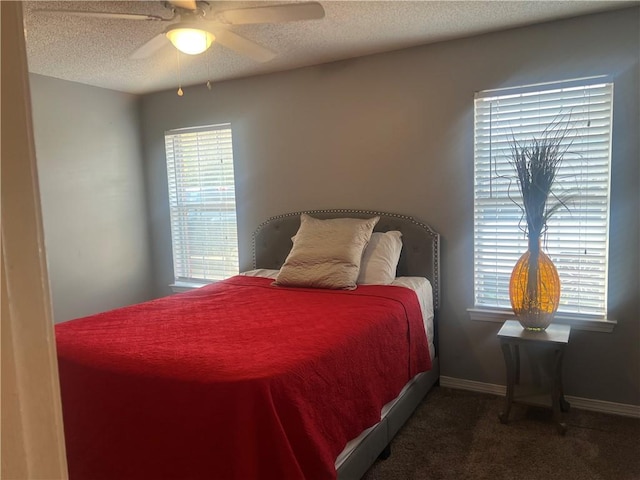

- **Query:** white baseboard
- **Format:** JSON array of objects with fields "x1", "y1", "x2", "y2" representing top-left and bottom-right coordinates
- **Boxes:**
[
  {"x1": 440, "y1": 376, "x2": 640, "y2": 419},
  {"x1": 440, "y1": 376, "x2": 506, "y2": 396}
]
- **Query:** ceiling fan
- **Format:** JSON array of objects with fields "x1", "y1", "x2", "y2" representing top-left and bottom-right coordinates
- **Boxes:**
[{"x1": 33, "y1": 1, "x2": 325, "y2": 62}]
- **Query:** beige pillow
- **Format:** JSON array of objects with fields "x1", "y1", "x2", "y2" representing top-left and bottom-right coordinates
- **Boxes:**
[
  {"x1": 275, "y1": 214, "x2": 380, "y2": 289},
  {"x1": 357, "y1": 231, "x2": 403, "y2": 285}
]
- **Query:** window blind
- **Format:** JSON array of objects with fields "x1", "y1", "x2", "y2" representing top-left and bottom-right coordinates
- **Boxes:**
[
  {"x1": 165, "y1": 124, "x2": 239, "y2": 283},
  {"x1": 473, "y1": 79, "x2": 613, "y2": 317}
]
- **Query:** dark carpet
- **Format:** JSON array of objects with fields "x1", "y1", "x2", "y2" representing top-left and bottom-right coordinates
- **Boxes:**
[{"x1": 362, "y1": 387, "x2": 640, "y2": 480}]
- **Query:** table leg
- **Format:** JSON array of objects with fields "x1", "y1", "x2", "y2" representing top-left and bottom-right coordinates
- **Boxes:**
[
  {"x1": 499, "y1": 342, "x2": 516, "y2": 424},
  {"x1": 514, "y1": 344, "x2": 520, "y2": 385},
  {"x1": 558, "y1": 355, "x2": 571, "y2": 413},
  {"x1": 552, "y1": 347, "x2": 567, "y2": 435}
]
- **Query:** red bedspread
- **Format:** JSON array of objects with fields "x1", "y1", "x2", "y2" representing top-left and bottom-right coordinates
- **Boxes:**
[{"x1": 56, "y1": 275, "x2": 431, "y2": 480}]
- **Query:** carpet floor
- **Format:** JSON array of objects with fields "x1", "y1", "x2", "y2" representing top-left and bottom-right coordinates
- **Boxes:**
[{"x1": 361, "y1": 386, "x2": 640, "y2": 480}]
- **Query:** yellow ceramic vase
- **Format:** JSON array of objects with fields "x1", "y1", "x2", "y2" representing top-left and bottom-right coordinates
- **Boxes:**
[{"x1": 509, "y1": 239, "x2": 560, "y2": 331}]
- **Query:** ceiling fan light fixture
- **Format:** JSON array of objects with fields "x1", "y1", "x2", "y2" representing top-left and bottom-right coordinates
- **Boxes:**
[{"x1": 166, "y1": 26, "x2": 214, "y2": 55}]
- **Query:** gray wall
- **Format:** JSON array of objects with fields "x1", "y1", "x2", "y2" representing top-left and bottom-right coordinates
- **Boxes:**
[
  {"x1": 140, "y1": 8, "x2": 639, "y2": 406},
  {"x1": 30, "y1": 74, "x2": 154, "y2": 323}
]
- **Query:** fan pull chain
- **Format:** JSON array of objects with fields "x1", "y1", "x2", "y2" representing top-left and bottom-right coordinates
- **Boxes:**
[
  {"x1": 206, "y1": 49, "x2": 213, "y2": 91},
  {"x1": 176, "y1": 49, "x2": 183, "y2": 97}
]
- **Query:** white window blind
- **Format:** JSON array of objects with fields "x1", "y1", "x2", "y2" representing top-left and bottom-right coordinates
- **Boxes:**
[
  {"x1": 165, "y1": 124, "x2": 239, "y2": 284},
  {"x1": 473, "y1": 78, "x2": 613, "y2": 318}
]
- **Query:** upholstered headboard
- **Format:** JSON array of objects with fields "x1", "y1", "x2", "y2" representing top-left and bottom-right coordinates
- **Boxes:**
[{"x1": 252, "y1": 209, "x2": 440, "y2": 311}]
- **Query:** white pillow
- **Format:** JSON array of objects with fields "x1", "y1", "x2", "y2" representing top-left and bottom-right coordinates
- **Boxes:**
[
  {"x1": 357, "y1": 231, "x2": 403, "y2": 285},
  {"x1": 275, "y1": 214, "x2": 379, "y2": 289}
]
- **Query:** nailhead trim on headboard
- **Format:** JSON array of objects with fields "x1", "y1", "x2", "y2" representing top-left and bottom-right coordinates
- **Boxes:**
[{"x1": 251, "y1": 209, "x2": 440, "y2": 311}]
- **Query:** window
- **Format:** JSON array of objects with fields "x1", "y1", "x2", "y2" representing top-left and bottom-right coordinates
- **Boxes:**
[
  {"x1": 164, "y1": 124, "x2": 239, "y2": 285},
  {"x1": 473, "y1": 78, "x2": 613, "y2": 319}
]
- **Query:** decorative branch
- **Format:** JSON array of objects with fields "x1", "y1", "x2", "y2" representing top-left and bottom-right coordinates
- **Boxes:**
[{"x1": 509, "y1": 117, "x2": 575, "y2": 242}]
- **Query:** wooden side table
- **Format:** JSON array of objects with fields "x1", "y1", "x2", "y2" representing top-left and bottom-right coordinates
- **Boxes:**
[{"x1": 497, "y1": 320, "x2": 571, "y2": 434}]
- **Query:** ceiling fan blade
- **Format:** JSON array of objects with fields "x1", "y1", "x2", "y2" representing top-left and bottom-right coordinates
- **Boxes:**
[
  {"x1": 32, "y1": 10, "x2": 167, "y2": 21},
  {"x1": 130, "y1": 33, "x2": 170, "y2": 59},
  {"x1": 213, "y1": 2, "x2": 325, "y2": 25},
  {"x1": 168, "y1": 0, "x2": 198, "y2": 10},
  {"x1": 205, "y1": 27, "x2": 276, "y2": 62}
]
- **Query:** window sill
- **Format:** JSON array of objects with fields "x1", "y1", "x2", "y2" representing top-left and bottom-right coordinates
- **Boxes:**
[
  {"x1": 468, "y1": 307, "x2": 616, "y2": 333},
  {"x1": 169, "y1": 281, "x2": 210, "y2": 293}
]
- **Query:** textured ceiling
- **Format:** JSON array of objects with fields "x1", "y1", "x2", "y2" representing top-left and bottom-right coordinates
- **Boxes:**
[{"x1": 23, "y1": 1, "x2": 636, "y2": 95}]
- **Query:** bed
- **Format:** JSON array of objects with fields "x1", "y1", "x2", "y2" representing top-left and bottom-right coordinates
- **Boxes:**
[{"x1": 55, "y1": 209, "x2": 440, "y2": 480}]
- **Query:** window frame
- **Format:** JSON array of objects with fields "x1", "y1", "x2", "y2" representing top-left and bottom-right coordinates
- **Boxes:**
[
  {"x1": 164, "y1": 123, "x2": 239, "y2": 289},
  {"x1": 469, "y1": 77, "x2": 616, "y2": 332}
]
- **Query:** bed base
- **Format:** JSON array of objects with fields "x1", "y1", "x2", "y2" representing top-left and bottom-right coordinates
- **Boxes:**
[{"x1": 336, "y1": 357, "x2": 440, "y2": 480}]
